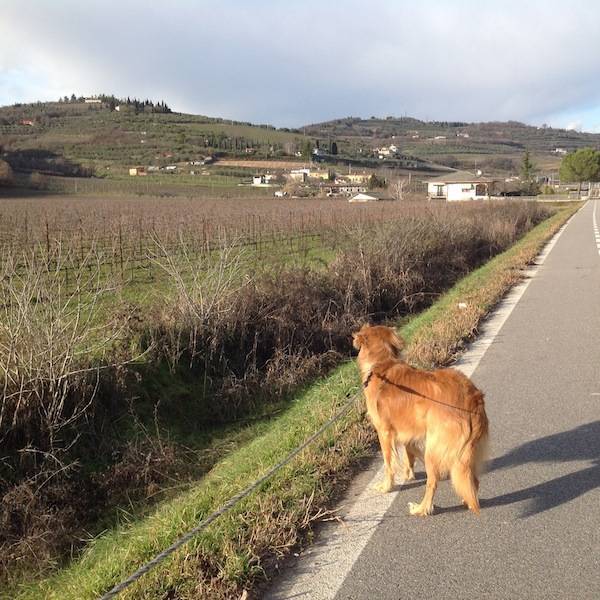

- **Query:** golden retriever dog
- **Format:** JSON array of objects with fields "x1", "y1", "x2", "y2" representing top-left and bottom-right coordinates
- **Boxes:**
[{"x1": 352, "y1": 324, "x2": 489, "y2": 516}]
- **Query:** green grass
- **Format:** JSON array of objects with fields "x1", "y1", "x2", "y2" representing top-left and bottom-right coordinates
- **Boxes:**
[
  {"x1": 9, "y1": 202, "x2": 580, "y2": 600},
  {"x1": 12, "y1": 365, "x2": 364, "y2": 599}
]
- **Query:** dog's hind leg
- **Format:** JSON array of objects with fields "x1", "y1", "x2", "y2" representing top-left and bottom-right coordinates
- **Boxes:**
[
  {"x1": 408, "y1": 454, "x2": 438, "y2": 516},
  {"x1": 373, "y1": 429, "x2": 395, "y2": 493},
  {"x1": 450, "y1": 461, "x2": 480, "y2": 514}
]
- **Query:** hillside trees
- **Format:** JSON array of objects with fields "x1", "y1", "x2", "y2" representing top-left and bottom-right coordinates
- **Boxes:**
[
  {"x1": 559, "y1": 148, "x2": 600, "y2": 195},
  {"x1": 368, "y1": 173, "x2": 387, "y2": 189}
]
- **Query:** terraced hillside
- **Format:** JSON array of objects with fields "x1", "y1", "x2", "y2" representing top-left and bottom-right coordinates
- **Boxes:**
[
  {"x1": 0, "y1": 97, "x2": 306, "y2": 179},
  {"x1": 304, "y1": 116, "x2": 600, "y2": 175}
]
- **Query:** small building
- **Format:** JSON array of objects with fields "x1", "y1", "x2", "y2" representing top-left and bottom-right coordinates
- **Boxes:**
[
  {"x1": 252, "y1": 174, "x2": 274, "y2": 186},
  {"x1": 349, "y1": 191, "x2": 393, "y2": 203},
  {"x1": 128, "y1": 166, "x2": 147, "y2": 176},
  {"x1": 84, "y1": 97, "x2": 102, "y2": 104},
  {"x1": 164, "y1": 165, "x2": 178, "y2": 173},
  {"x1": 309, "y1": 169, "x2": 331, "y2": 181},
  {"x1": 321, "y1": 183, "x2": 367, "y2": 197},
  {"x1": 288, "y1": 168, "x2": 310, "y2": 182},
  {"x1": 375, "y1": 144, "x2": 399, "y2": 159},
  {"x1": 346, "y1": 172, "x2": 370, "y2": 184},
  {"x1": 426, "y1": 171, "x2": 497, "y2": 201}
]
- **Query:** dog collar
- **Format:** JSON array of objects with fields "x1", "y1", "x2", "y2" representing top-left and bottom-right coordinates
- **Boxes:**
[{"x1": 363, "y1": 371, "x2": 373, "y2": 388}]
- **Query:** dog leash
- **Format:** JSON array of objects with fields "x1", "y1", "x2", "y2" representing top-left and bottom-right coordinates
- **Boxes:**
[{"x1": 363, "y1": 370, "x2": 482, "y2": 415}]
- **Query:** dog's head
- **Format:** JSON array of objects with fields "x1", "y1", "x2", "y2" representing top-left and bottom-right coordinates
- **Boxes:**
[{"x1": 352, "y1": 324, "x2": 405, "y2": 363}]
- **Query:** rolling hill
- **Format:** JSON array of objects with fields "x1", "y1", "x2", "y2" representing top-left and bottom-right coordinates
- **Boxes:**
[{"x1": 2, "y1": 96, "x2": 600, "y2": 181}]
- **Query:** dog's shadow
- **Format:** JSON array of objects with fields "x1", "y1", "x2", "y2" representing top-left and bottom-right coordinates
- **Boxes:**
[
  {"x1": 481, "y1": 420, "x2": 600, "y2": 517},
  {"x1": 416, "y1": 421, "x2": 600, "y2": 518}
]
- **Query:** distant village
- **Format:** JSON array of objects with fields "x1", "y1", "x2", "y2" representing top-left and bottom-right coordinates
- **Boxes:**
[{"x1": 127, "y1": 150, "x2": 596, "y2": 202}]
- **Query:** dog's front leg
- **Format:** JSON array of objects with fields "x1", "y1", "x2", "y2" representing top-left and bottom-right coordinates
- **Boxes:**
[
  {"x1": 408, "y1": 455, "x2": 438, "y2": 516},
  {"x1": 400, "y1": 445, "x2": 416, "y2": 482},
  {"x1": 373, "y1": 429, "x2": 395, "y2": 493}
]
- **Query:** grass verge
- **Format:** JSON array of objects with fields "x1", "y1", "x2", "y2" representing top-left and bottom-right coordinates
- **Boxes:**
[{"x1": 10, "y1": 203, "x2": 580, "y2": 600}]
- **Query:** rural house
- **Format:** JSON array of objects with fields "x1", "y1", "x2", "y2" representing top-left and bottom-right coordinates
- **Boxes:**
[
  {"x1": 308, "y1": 169, "x2": 331, "y2": 181},
  {"x1": 321, "y1": 183, "x2": 367, "y2": 197},
  {"x1": 426, "y1": 171, "x2": 497, "y2": 201},
  {"x1": 252, "y1": 174, "x2": 274, "y2": 186},
  {"x1": 128, "y1": 166, "x2": 147, "y2": 176},
  {"x1": 288, "y1": 168, "x2": 310, "y2": 182},
  {"x1": 374, "y1": 144, "x2": 399, "y2": 159},
  {"x1": 345, "y1": 172, "x2": 370, "y2": 184},
  {"x1": 349, "y1": 191, "x2": 393, "y2": 203}
]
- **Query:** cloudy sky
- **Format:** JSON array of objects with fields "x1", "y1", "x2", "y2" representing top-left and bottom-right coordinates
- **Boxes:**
[{"x1": 1, "y1": 0, "x2": 600, "y2": 131}]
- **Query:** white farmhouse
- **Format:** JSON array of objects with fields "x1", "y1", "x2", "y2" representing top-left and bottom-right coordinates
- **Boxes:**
[
  {"x1": 349, "y1": 191, "x2": 393, "y2": 203},
  {"x1": 375, "y1": 144, "x2": 399, "y2": 159},
  {"x1": 252, "y1": 174, "x2": 274, "y2": 186},
  {"x1": 426, "y1": 171, "x2": 497, "y2": 201},
  {"x1": 288, "y1": 168, "x2": 310, "y2": 182}
]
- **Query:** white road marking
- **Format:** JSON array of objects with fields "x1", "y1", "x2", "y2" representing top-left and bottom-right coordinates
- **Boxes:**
[
  {"x1": 593, "y1": 201, "x2": 600, "y2": 255},
  {"x1": 266, "y1": 203, "x2": 586, "y2": 600}
]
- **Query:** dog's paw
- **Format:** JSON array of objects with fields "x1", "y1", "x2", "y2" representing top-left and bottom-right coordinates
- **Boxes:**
[
  {"x1": 373, "y1": 480, "x2": 393, "y2": 493},
  {"x1": 408, "y1": 502, "x2": 434, "y2": 516},
  {"x1": 402, "y1": 469, "x2": 416, "y2": 482}
]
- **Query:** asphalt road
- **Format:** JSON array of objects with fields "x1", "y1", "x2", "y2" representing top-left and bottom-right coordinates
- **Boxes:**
[{"x1": 266, "y1": 200, "x2": 600, "y2": 600}]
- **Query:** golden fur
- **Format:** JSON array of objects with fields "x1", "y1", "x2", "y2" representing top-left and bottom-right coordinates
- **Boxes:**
[{"x1": 353, "y1": 324, "x2": 489, "y2": 516}]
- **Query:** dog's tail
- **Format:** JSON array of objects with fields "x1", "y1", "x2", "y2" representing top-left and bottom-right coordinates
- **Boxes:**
[{"x1": 451, "y1": 391, "x2": 489, "y2": 514}]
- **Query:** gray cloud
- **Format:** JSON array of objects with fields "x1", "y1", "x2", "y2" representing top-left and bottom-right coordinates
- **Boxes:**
[{"x1": 1, "y1": 0, "x2": 600, "y2": 129}]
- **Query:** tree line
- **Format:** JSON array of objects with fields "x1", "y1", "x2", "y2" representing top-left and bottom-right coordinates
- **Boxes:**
[{"x1": 58, "y1": 94, "x2": 171, "y2": 113}]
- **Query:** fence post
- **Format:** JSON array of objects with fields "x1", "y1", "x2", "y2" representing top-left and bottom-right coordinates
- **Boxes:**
[{"x1": 119, "y1": 221, "x2": 124, "y2": 278}]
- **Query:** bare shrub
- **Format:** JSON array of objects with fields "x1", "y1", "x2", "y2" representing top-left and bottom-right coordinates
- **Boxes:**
[
  {"x1": 0, "y1": 242, "x2": 134, "y2": 470},
  {"x1": 148, "y1": 232, "x2": 251, "y2": 371},
  {"x1": 0, "y1": 160, "x2": 14, "y2": 187},
  {"x1": 147, "y1": 202, "x2": 551, "y2": 423},
  {"x1": 29, "y1": 171, "x2": 49, "y2": 190}
]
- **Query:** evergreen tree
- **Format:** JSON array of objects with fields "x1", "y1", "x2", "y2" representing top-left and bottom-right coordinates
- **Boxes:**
[
  {"x1": 520, "y1": 150, "x2": 534, "y2": 181},
  {"x1": 520, "y1": 150, "x2": 537, "y2": 194},
  {"x1": 301, "y1": 139, "x2": 313, "y2": 160},
  {"x1": 559, "y1": 148, "x2": 600, "y2": 196}
]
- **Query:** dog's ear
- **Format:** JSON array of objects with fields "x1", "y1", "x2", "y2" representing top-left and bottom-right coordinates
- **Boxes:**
[
  {"x1": 387, "y1": 329, "x2": 405, "y2": 357},
  {"x1": 352, "y1": 332, "x2": 365, "y2": 350}
]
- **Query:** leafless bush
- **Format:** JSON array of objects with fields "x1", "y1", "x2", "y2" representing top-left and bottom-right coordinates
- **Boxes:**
[
  {"x1": 149, "y1": 232, "x2": 251, "y2": 372},
  {"x1": 0, "y1": 242, "x2": 134, "y2": 471},
  {"x1": 146, "y1": 202, "x2": 550, "y2": 423}
]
